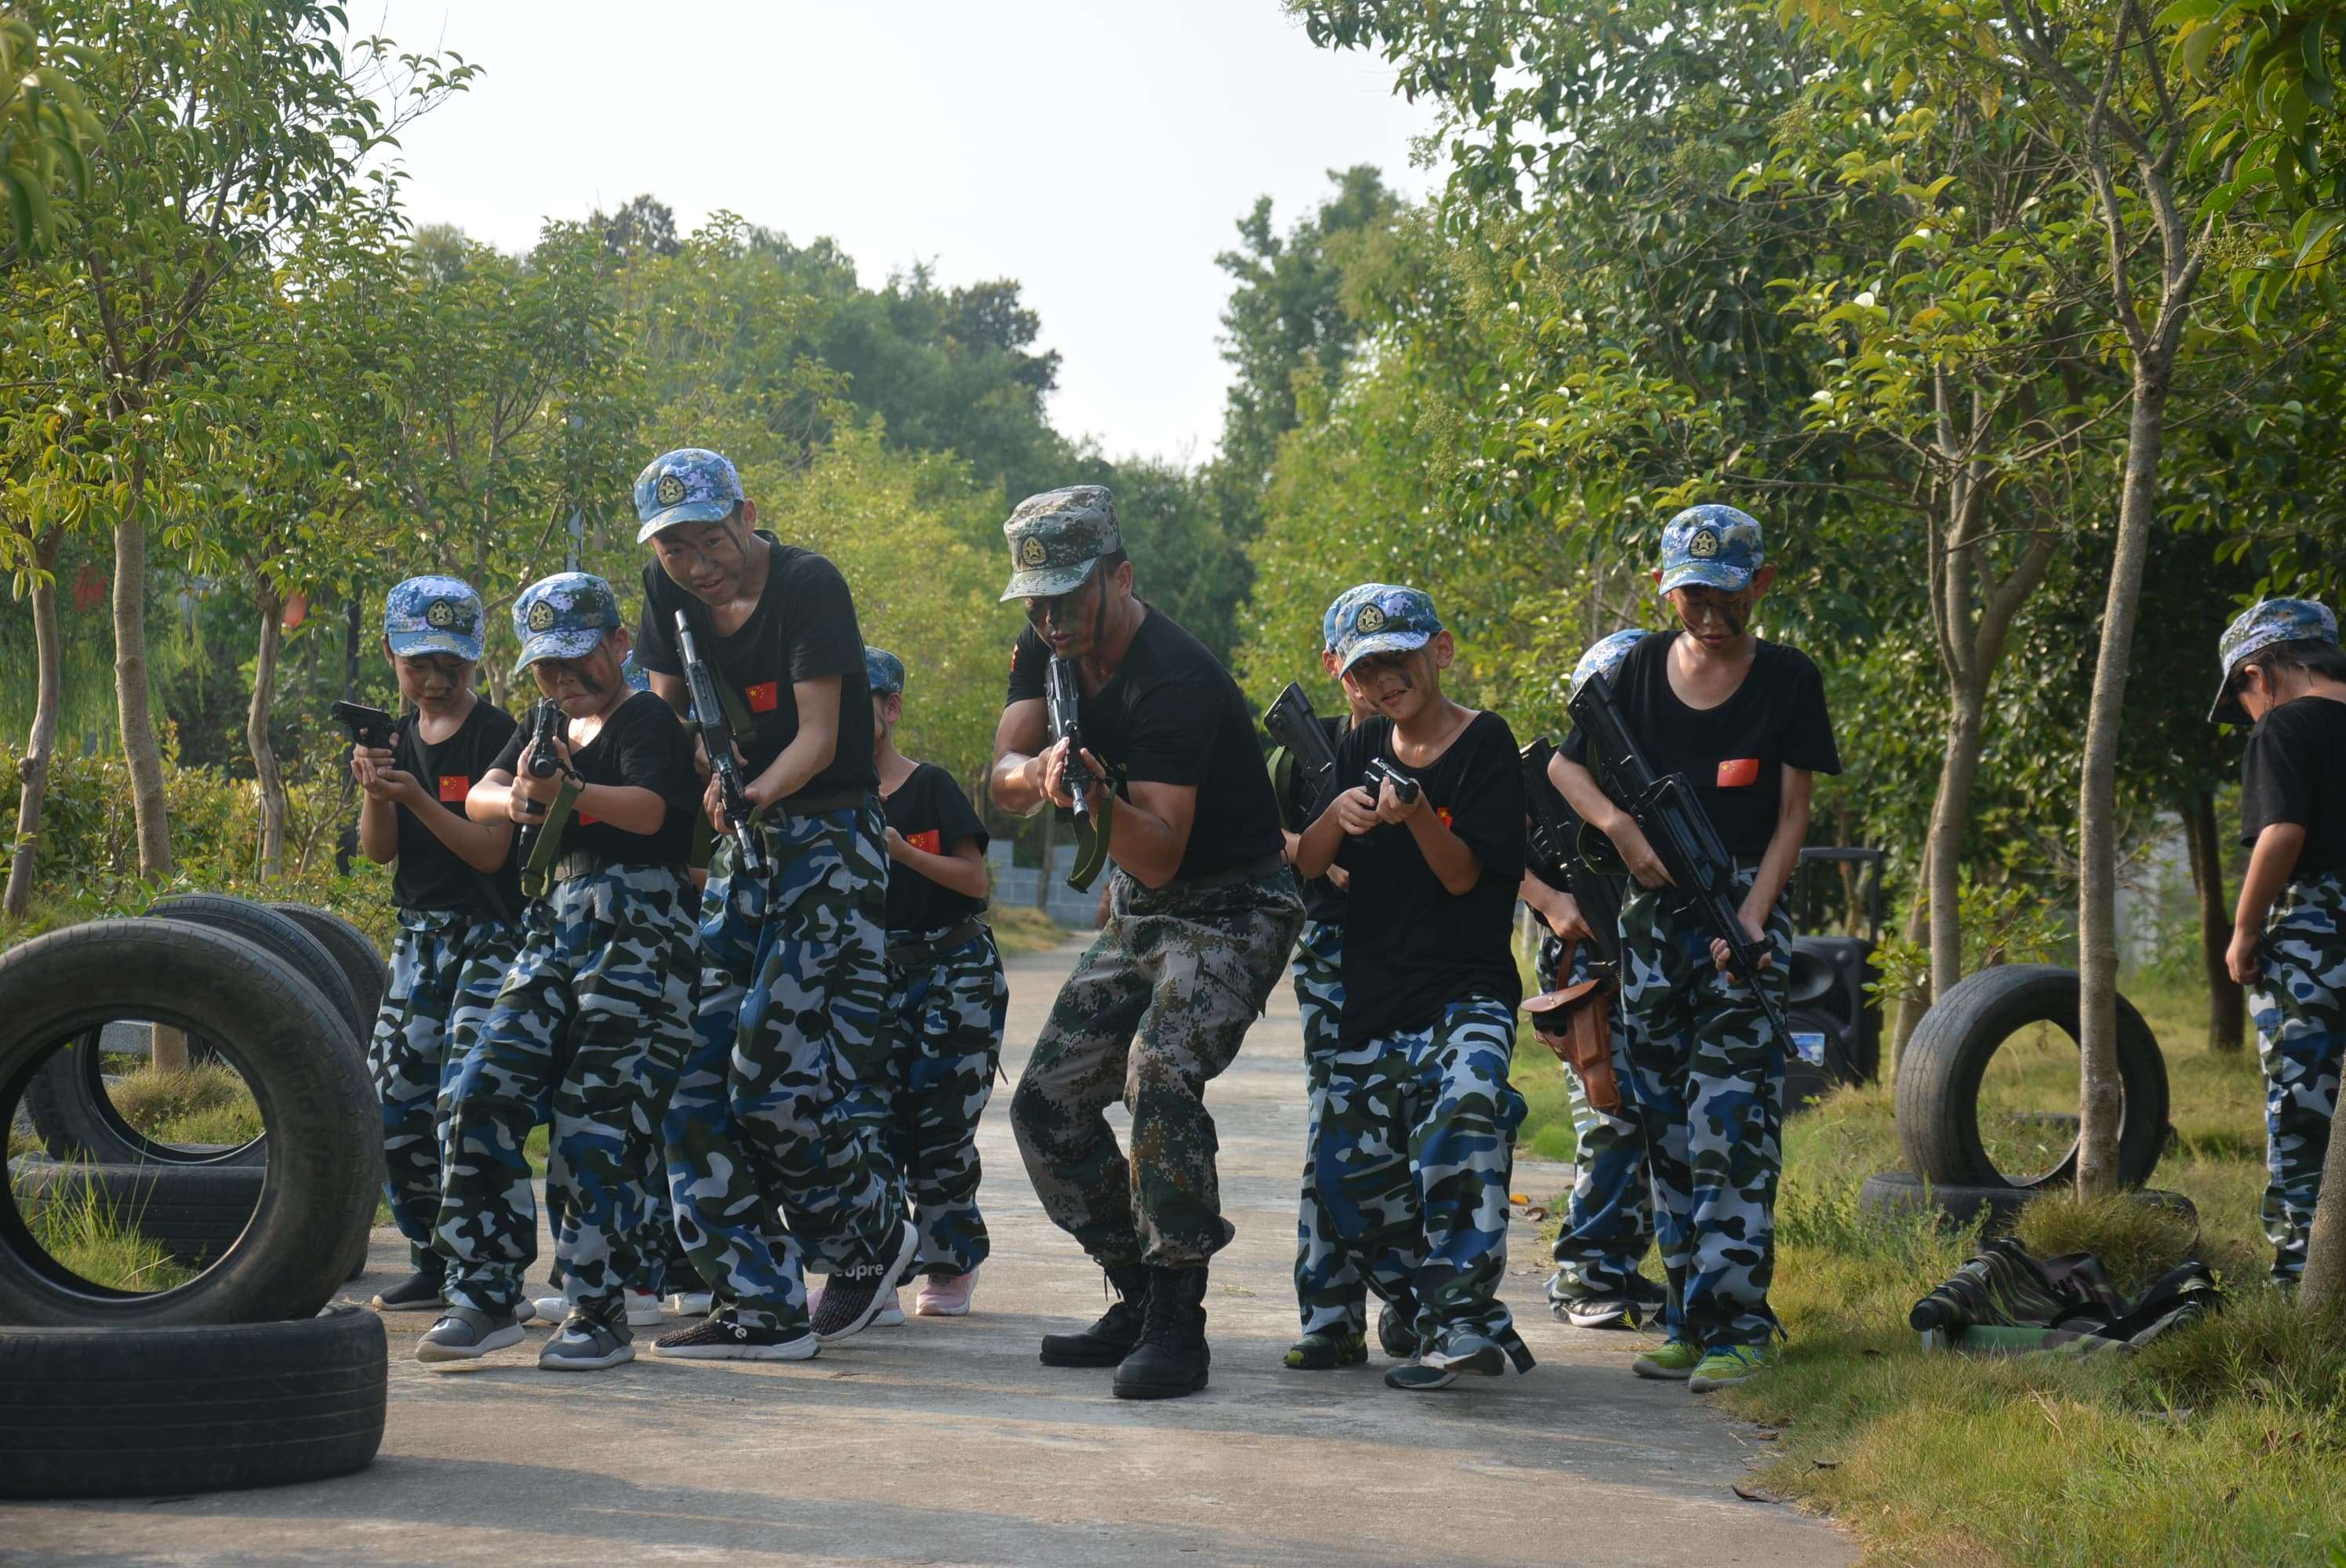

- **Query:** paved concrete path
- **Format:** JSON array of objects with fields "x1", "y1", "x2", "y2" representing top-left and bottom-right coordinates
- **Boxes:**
[{"x1": 8, "y1": 938, "x2": 1852, "y2": 1567}]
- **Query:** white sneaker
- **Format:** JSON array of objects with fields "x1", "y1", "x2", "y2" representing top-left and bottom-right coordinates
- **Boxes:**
[
  {"x1": 666, "y1": 1290, "x2": 714, "y2": 1317},
  {"x1": 532, "y1": 1295, "x2": 568, "y2": 1325},
  {"x1": 625, "y1": 1289, "x2": 663, "y2": 1327}
]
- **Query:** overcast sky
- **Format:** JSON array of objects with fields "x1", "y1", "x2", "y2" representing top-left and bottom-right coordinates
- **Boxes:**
[{"x1": 366, "y1": 1, "x2": 1440, "y2": 465}]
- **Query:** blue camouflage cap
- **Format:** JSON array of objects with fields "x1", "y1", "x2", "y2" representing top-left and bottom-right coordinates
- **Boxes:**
[
  {"x1": 1571, "y1": 628, "x2": 1649, "y2": 699},
  {"x1": 1332, "y1": 585, "x2": 1443, "y2": 676},
  {"x1": 865, "y1": 645, "x2": 906, "y2": 698},
  {"x1": 1000, "y1": 485, "x2": 1121, "y2": 601},
  {"x1": 1322, "y1": 583, "x2": 1387, "y2": 653},
  {"x1": 634, "y1": 448, "x2": 745, "y2": 543},
  {"x1": 511, "y1": 572, "x2": 623, "y2": 677},
  {"x1": 1658, "y1": 503, "x2": 1765, "y2": 594},
  {"x1": 2210, "y1": 597, "x2": 2338, "y2": 723},
  {"x1": 383, "y1": 575, "x2": 484, "y2": 663},
  {"x1": 619, "y1": 652, "x2": 651, "y2": 694}
]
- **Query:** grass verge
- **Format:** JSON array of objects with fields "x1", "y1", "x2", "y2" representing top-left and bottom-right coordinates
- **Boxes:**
[
  {"x1": 16, "y1": 1163, "x2": 195, "y2": 1292},
  {"x1": 991, "y1": 905, "x2": 1070, "y2": 956}
]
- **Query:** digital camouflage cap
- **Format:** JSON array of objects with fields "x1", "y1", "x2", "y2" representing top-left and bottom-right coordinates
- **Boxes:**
[
  {"x1": 1658, "y1": 503, "x2": 1765, "y2": 594},
  {"x1": 511, "y1": 572, "x2": 623, "y2": 677},
  {"x1": 1331, "y1": 585, "x2": 1443, "y2": 676},
  {"x1": 999, "y1": 485, "x2": 1120, "y2": 601},
  {"x1": 2210, "y1": 597, "x2": 2339, "y2": 723},
  {"x1": 864, "y1": 645, "x2": 906, "y2": 698},
  {"x1": 1571, "y1": 628, "x2": 1649, "y2": 699},
  {"x1": 384, "y1": 575, "x2": 485, "y2": 664},
  {"x1": 634, "y1": 448, "x2": 745, "y2": 543},
  {"x1": 1323, "y1": 583, "x2": 1388, "y2": 654}
]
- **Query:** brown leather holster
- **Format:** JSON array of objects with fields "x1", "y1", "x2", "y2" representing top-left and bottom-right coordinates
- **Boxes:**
[{"x1": 1521, "y1": 938, "x2": 1622, "y2": 1113}]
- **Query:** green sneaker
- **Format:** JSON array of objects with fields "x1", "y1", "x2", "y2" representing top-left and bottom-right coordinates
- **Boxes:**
[
  {"x1": 1284, "y1": 1328, "x2": 1368, "y2": 1370},
  {"x1": 1632, "y1": 1338, "x2": 1704, "y2": 1381},
  {"x1": 1688, "y1": 1344, "x2": 1773, "y2": 1392}
]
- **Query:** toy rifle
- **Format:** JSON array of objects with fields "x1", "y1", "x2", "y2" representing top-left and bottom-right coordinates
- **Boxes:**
[
  {"x1": 517, "y1": 699, "x2": 581, "y2": 900},
  {"x1": 1362, "y1": 755, "x2": 1421, "y2": 808},
  {"x1": 674, "y1": 610, "x2": 768, "y2": 877},
  {"x1": 1044, "y1": 654, "x2": 1111, "y2": 892},
  {"x1": 1519, "y1": 735, "x2": 1629, "y2": 1110},
  {"x1": 1564, "y1": 670, "x2": 1792, "y2": 1052},
  {"x1": 1261, "y1": 682, "x2": 1341, "y2": 830}
]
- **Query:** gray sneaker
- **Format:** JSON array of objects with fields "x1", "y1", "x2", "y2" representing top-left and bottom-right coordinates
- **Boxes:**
[
  {"x1": 1421, "y1": 1331, "x2": 1509, "y2": 1377},
  {"x1": 415, "y1": 1305, "x2": 525, "y2": 1365},
  {"x1": 538, "y1": 1312, "x2": 634, "y2": 1371}
]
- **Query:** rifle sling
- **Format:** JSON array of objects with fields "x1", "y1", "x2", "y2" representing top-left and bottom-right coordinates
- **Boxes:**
[
  {"x1": 521, "y1": 776, "x2": 583, "y2": 902},
  {"x1": 1066, "y1": 789, "x2": 1112, "y2": 894}
]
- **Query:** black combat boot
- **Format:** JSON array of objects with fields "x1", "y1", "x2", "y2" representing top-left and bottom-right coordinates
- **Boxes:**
[
  {"x1": 1039, "y1": 1263, "x2": 1153, "y2": 1367},
  {"x1": 1111, "y1": 1265, "x2": 1210, "y2": 1400}
]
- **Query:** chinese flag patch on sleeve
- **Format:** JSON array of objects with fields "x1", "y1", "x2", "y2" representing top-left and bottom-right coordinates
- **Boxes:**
[
  {"x1": 908, "y1": 829, "x2": 942, "y2": 855},
  {"x1": 438, "y1": 775, "x2": 470, "y2": 803},
  {"x1": 1716, "y1": 757, "x2": 1761, "y2": 789},
  {"x1": 745, "y1": 681, "x2": 779, "y2": 714},
  {"x1": 1436, "y1": 807, "x2": 1454, "y2": 829}
]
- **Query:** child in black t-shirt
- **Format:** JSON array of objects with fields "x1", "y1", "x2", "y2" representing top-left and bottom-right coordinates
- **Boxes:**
[
  {"x1": 1552, "y1": 506, "x2": 1839, "y2": 1394},
  {"x1": 2210, "y1": 598, "x2": 2346, "y2": 1285},
  {"x1": 1293, "y1": 586, "x2": 1532, "y2": 1393},
  {"x1": 863, "y1": 646, "x2": 1009, "y2": 1319},
  {"x1": 418, "y1": 572, "x2": 702, "y2": 1374},
  {"x1": 351, "y1": 575, "x2": 525, "y2": 1317}
]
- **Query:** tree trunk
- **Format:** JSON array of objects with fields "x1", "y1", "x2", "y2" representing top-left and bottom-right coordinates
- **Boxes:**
[
  {"x1": 247, "y1": 579, "x2": 287, "y2": 881},
  {"x1": 2297, "y1": 1101, "x2": 2346, "y2": 1316},
  {"x1": 2181, "y1": 787, "x2": 2246, "y2": 1053},
  {"x1": 1927, "y1": 688, "x2": 1987, "y2": 1000},
  {"x1": 4, "y1": 528, "x2": 67, "y2": 919},
  {"x1": 2077, "y1": 374, "x2": 2169, "y2": 1196},
  {"x1": 1890, "y1": 849, "x2": 1934, "y2": 1076},
  {"x1": 113, "y1": 485, "x2": 175, "y2": 880}
]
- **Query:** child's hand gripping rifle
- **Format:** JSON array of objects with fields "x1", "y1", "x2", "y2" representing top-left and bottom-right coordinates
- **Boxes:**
[
  {"x1": 674, "y1": 611, "x2": 768, "y2": 877},
  {"x1": 1044, "y1": 653, "x2": 1110, "y2": 892},
  {"x1": 1563, "y1": 670, "x2": 1793, "y2": 1054},
  {"x1": 1261, "y1": 681, "x2": 1340, "y2": 830}
]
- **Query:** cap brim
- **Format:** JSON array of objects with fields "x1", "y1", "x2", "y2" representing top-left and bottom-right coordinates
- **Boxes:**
[
  {"x1": 1658, "y1": 562, "x2": 1755, "y2": 593},
  {"x1": 386, "y1": 630, "x2": 482, "y2": 662},
  {"x1": 1337, "y1": 630, "x2": 1433, "y2": 675},
  {"x1": 999, "y1": 557, "x2": 1099, "y2": 603},
  {"x1": 513, "y1": 628, "x2": 610, "y2": 677},
  {"x1": 635, "y1": 499, "x2": 739, "y2": 544}
]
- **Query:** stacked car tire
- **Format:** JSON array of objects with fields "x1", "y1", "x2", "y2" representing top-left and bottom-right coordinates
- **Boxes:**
[{"x1": 1, "y1": 899, "x2": 390, "y2": 1498}]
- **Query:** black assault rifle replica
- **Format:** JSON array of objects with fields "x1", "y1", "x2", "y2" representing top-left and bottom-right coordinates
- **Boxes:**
[
  {"x1": 1044, "y1": 654, "x2": 1110, "y2": 892},
  {"x1": 1260, "y1": 682, "x2": 1421, "y2": 824},
  {"x1": 674, "y1": 610, "x2": 768, "y2": 876},
  {"x1": 1565, "y1": 670, "x2": 1792, "y2": 1053},
  {"x1": 515, "y1": 699, "x2": 581, "y2": 899}
]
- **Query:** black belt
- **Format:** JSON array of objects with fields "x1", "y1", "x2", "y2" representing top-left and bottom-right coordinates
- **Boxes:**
[
  {"x1": 551, "y1": 854, "x2": 687, "y2": 885},
  {"x1": 774, "y1": 788, "x2": 870, "y2": 819},
  {"x1": 886, "y1": 915, "x2": 987, "y2": 970},
  {"x1": 1156, "y1": 851, "x2": 1288, "y2": 894}
]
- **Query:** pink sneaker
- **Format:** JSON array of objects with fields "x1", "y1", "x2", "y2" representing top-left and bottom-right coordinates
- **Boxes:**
[{"x1": 916, "y1": 1269, "x2": 978, "y2": 1317}]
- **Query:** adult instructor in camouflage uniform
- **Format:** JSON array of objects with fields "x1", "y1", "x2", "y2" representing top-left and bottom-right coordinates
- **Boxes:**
[{"x1": 990, "y1": 485, "x2": 1304, "y2": 1401}]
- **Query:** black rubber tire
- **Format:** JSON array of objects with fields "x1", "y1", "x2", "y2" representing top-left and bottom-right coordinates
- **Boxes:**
[
  {"x1": 267, "y1": 902, "x2": 390, "y2": 1028},
  {"x1": 1859, "y1": 1170, "x2": 2199, "y2": 1236},
  {"x1": 0, "y1": 920, "x2": 379, "y2": 1326},
  {"x1": 1898, "y1": 964, "x2": 2170, "y2": 1192},
  {"x1": 18, "y1": 1029, "x2": 268, "y2": 1169},
  {"x1": 8, "y1": 1161, "x2": 265, "y2": 1269},
  {"x1": 143, "y1": 895, "x2": 369, "y2": 1045},
  {"x1": 0, "y1": 1305, "x2": 385, "y2": 1497}
]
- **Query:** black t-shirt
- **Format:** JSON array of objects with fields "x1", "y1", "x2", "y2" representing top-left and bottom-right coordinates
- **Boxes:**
[
  {"x1": 883, "y1": 762, "x2": 990, "y2": 936},
  {"x1": 1563, "y1": 632, "x2": 1839, "y2": 861},
  {"x1": 390, "y1": 699, "x2": 524, "y2": 923},
  {"x1": 635, "y1": 533, "x2": 877, "y2": 798},
  {"x1": 492, "y1": 691, "x2": 700, "y2": 871},
  {"x1": 2239, "y1": 695, "x2": 2346, "y2": 880},
  {"x1": 1005, "y1": 606, "x2": 1284, "y2": 881},
  {"x1": 1332, "y1": 710, "x2": 1526, "y2": 1046},
  {"x1": 1289, "y1": 712, "x2": 1353, "y2": 927}
]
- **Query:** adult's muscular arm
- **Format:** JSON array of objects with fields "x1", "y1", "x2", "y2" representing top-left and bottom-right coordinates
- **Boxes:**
[{"x1": 990, "y1": 696, "x2": 1196, "y2": 888}]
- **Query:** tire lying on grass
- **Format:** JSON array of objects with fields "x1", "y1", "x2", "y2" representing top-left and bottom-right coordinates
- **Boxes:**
[
  {"x1": 1898, "y1": 964, "x2": 2170, "y2": 1193},
  {"x1": 9, "y1": 1160, "x2": 267, "y2": 1269},
  {"x1": 0, "y1": 919, "x2": 377, "y2": 1326},
  {"x1": 144, "y1": 894, "x2": 370, "y2": 1044},
  {"x1": 0, "y1": 1305, "x2": 386, "y2": 1498},
  {"x1": 1858, "y1": 1169, "x2": 2199, "y2": 1234}
]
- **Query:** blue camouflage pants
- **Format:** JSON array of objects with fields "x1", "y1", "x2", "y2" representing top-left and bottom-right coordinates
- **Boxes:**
[
  {"x1": 369, "y1": 910, "x2": 519, "y2": 1273},
  {"x1": 883, "y1": 927, "x2": 1009, "y2": 1277},
  {"x1": 1291, "y1": 920, "x2": 1370, "y2": 1336},
  {"x1": 1535, "y1": 933, "x2": 1657, "y2": 1306},
  {"x1": 435, "y1": 864, "x2": 698, "y2": 1325},
  {"x1": 1617, "y1": 869, "x2": 1791, "y2": 1349},
  {"x1": 666, "y1": 807, "x2": 905, "y2": 1334},
  {"x1": 1316, "y1": 995, "x2": 1525, "y2": 1353},
  {"x1": 2250, "y1": 872, "x2": 2346, "y2": 1284}
]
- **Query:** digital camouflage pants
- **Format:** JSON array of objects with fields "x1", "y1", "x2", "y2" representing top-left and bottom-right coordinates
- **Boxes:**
[
  {"x1": 1314, "y1": 994, "x2": 1526, "y2": 1354},
  {"x1": 1618, "y1": 869, "x2": 1792, "y2": 1350},
  {"x1": 1011, "y1": 866, "x2": 1304, "y2": 1269},
  {"x1": 435, "y1": 864, "x2": 698, "y2": 1325},
  {"x1": 666, "y1": 808, "x2": 905, "y2": 1334},
  {"x1": 881, "y1": 927, "x2": 1009, "y2": 1277},
  {"x1": 370, "y1": 909, "x2": 519, "y2": 1273},
  {"x1": 2250, "y1": 871, "x2": 2346, "y2": 1283},
  {"x1": 1291, "y1": 920, "x2": 1369, "y2": 1335},
  {"x1": 1534, "y1": 933, "x2": 1657, "y2": 1306}
]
